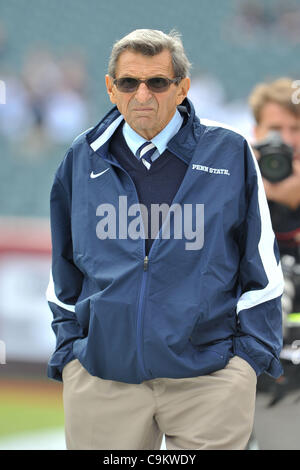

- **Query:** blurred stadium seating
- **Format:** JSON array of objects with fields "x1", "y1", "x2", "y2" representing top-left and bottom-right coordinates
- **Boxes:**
[
  {"x1": 0, "y1": 0, "x2": 300, "y2": 449},
  {"x1": 1, "y1": 0, "x2": 300, "y2": 218}
]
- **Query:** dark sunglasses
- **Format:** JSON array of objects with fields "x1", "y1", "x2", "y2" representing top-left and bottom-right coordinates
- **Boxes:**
[{"x1": 113, "y1": 76, "x2": 182, "y2": 93}]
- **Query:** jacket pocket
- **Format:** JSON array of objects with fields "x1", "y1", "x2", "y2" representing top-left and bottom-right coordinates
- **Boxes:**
[
  {"x1": 187, "y1": 337, "x2": 233, "y2": 375},
  {"x1": 73, "y1": 296, "x2": 140, "y2": 383}
]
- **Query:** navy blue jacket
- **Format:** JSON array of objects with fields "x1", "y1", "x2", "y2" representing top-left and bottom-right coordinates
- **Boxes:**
[{"x1": 46, "y1": 98, "x2": 284, "y2": 383}]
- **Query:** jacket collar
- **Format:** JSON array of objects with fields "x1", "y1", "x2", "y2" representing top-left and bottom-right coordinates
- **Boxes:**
[{"x1": 87, "y1": 98, "x2": 203, "y2": 164}]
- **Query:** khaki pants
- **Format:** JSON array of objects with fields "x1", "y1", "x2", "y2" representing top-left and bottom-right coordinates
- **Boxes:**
[{"x1": 62, "y1": 355, "x2": 257, "y2": 450}]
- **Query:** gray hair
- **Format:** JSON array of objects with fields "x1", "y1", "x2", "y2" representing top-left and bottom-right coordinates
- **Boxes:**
[{"x1": 108, "y1": 29, "x2": 191, "y2": 79}]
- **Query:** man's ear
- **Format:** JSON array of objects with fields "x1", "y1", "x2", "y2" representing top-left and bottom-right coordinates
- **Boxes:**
[
  {"x1": 105, "y1": 75, "x2": 117, "y2": 104},
  {"x1": 176, "y1": 77, "x2": 190, "y2": 106}
]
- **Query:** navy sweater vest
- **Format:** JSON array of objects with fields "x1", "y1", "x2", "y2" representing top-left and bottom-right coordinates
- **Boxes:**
[{"x1": 110, "y1": 124, "x2": 188, "y2": 254}]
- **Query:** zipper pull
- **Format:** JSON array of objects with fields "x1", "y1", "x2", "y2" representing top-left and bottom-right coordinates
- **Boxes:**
[{"x1": 143, "y1": 256, "x2": 149, "y2": 271}]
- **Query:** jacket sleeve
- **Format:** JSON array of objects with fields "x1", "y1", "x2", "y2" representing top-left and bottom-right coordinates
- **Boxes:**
[
  {"x1": 46, "y1": 150, "x2": 85, "y2": 381},
  {"x1": 234, "y1": 140, "x2": 284, "y2": 378}
]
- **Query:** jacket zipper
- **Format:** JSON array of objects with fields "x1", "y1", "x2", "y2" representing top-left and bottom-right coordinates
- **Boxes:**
[
  {"x1": 136, "y1": 239, "x2": 162, "y2": 380},
  {"x1": 136, "y1": 255, "x2": 149, "y2": 379},
  {"x1": 135, "y1": 149, "x2": 189, "y2": 379},
  {"x1": 96, "y1": 156, "x2": 153, "y2": 380},
  {"x1": 95, "y1": 151, "x2": 187, "y2": 381}
]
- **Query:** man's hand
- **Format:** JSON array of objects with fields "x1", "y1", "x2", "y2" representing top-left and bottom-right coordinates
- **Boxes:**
[{"x1": 263, "y1": 160, "x2": 300, "y2": 209}]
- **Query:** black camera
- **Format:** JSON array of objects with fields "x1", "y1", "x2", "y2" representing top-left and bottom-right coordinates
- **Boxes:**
[{"x1": 254, "y1": 131, "x2": 293, "y2": 182}]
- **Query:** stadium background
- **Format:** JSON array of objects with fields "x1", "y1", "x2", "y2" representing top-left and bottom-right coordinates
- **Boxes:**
[{"x1": 0, "y1": 0, "x2": 300, "y2": 450}]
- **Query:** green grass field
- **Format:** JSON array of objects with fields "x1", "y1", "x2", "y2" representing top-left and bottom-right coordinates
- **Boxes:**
[{"x1": 0, "y1": 379, "x2": 64, "y2": 438}]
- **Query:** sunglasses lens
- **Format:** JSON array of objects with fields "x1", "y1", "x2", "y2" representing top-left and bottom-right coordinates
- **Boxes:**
[
  {"x1": 117, "y1": 77, "x2": 139, "y2": 92},
  {"x1": 147, "y1": 77, "x2": 169, "y2": 92},
  {"x1": 114, "y1": 77, "x2": 175, "y2": 93}
]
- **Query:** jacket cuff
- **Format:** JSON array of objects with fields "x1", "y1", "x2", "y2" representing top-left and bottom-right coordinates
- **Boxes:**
[
  {"x1": 47, "y1": 348, "x2": 76, "y2": 382},
  {"x1": 233, "y1": 335, "x2": 283, "y2": 378}
]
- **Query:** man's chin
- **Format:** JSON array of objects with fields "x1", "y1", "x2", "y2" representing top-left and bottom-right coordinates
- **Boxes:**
[{"x1": 130, "y1": 121, "x2": 161, "y2": 140}]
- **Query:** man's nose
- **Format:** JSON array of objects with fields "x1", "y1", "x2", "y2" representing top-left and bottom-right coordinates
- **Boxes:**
[{"x1": 134, "y1": 82, "x2": 153, "y2": 102}]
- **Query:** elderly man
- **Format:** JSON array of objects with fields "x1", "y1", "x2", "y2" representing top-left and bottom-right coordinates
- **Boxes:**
[{"x1": 47, "y1": 29, "x2": 283, "y2": 450}]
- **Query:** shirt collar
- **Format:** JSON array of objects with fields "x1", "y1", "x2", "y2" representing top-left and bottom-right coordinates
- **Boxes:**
[{"x1": 122, "y1": 109, "x2": 183, "y2": 158}]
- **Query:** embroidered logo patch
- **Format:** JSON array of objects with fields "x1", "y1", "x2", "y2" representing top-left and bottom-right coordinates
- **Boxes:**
[{"x1": 192, "y1": 164, "x2": 230, "y2": 175}]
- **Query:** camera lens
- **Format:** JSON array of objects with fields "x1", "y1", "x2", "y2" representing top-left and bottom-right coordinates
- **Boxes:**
[
  {"x1": 259, "y1": 154, "x2": 291, "y2": 182},
  {"x1": 259, "y1": 153, "x2": 292, "y2": 182},
  {"x1": 255, "y1": 131, "x2": 293, "y2": 183}
]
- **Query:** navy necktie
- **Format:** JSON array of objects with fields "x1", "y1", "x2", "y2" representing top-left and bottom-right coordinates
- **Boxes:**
[{"x1": 138, "y1": 141, "x2": 157, "y2": 170}]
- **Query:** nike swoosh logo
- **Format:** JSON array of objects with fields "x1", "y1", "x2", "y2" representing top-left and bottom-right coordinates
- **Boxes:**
[{"x1": 90, "y1": 168, "x2": 110, "y2": 179}]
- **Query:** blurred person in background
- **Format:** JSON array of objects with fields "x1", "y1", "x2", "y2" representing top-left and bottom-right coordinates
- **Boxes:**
[
  {"x1": 250, "y1": 78, "x2": 300, "y2": 211},
  {"x1": 249, "y1": 78, "x2": 300, "y2": 401},
  {"x1": 249, "y1": 78, "x2": 300, "y2": 276},
  {"x1": 0, "y1": 48, "x2": 89, "y2": 156},
  {"x1": 47, "y1": 29, "x2": 283, "y2": 450},
  {"x1": 22, "y1": 48, "x2": 89, "y2": 148},
  {"x1": 188, "y1": 72, "x2": 254, "y2": 141}
]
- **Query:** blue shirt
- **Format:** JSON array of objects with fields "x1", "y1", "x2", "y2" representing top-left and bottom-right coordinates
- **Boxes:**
[{"x1": 122, "y1": 109, "x2": 183, "y2": 163}]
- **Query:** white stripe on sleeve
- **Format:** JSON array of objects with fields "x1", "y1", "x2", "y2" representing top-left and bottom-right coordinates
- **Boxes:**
[
  {"x1": 201, "y1": 119, "x2": 284, "y2": 313},
  {"x1": 46, "y1": 270, "x2": 76, "y2": 313}
]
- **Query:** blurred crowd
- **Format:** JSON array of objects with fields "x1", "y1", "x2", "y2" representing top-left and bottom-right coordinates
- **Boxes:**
[
  {"x1": 0, "y1": 45, "x2": 89, "y2": 157},
  {"x1": 0, "y1": 46, "x2": 255, "y2": 160},
  {"x1": 188, "y1": 73, "x2": 255, "y2": 140},
  {"x1": 228, "y1": 0, "x2": 300, "y2": 44}
]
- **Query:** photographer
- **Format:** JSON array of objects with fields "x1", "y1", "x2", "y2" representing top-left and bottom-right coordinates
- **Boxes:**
[
  {"x1": 249, "y1": 78, "x2": 300, "y2": 258},
  {"x1": 249, "y1": 79, "x2": 300, "y2": 401}
]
